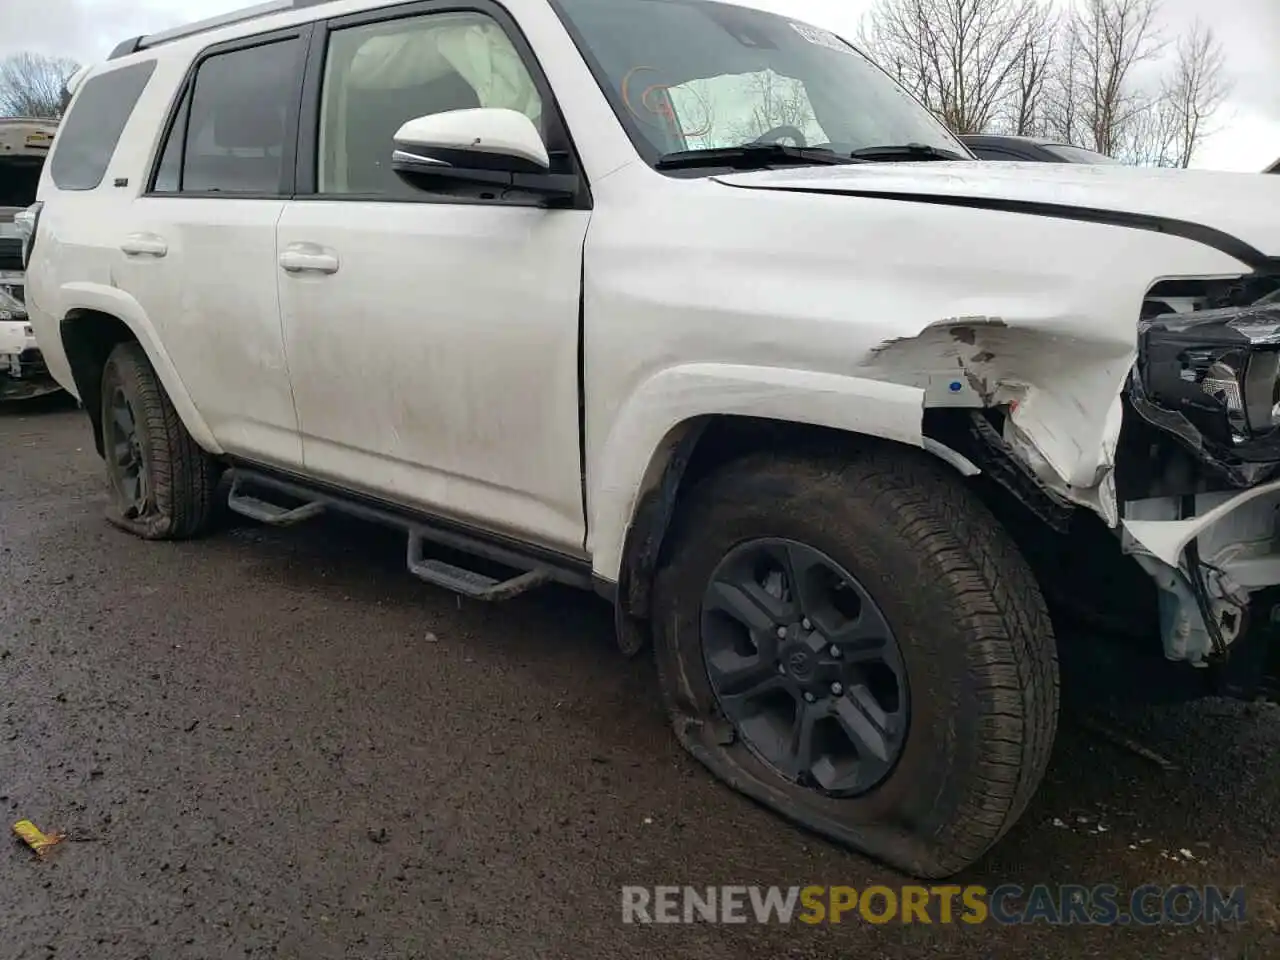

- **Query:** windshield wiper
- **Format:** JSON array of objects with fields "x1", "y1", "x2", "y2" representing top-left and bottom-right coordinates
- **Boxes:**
[
  {"x1": 656, "y1": 143, "x2": 858, "y2": 171},
  {"x1": 848, "y1": 143, "x2": 970, "y2": 162}
]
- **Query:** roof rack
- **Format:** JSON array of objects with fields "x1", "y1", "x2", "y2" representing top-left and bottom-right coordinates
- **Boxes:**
[{"x1": 108, "y1": 0, "x2": 330, "y2": 59}]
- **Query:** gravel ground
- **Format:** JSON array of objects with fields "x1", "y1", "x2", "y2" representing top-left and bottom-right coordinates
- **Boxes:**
[{"x1": 1, "y1": 395, "x2": 1278, "y2": 959}]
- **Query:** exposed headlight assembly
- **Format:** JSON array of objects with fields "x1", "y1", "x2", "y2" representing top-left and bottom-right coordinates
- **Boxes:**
[{"x1": 1135, "y1": 299, "x2": 1280, "y2": 464}]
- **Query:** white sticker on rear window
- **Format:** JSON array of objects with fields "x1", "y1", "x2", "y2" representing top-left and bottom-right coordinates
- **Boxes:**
[{"x1": 789, "y1": 21, "x2": 852, "y2": 54}]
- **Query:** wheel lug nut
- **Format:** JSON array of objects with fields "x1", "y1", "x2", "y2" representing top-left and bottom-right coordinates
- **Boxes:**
[
  {"x1": 776, "y1": 627, "x2": 787, "y2": 639},
  {"x1": 830, "y1": 682, "x2": 844, "y2": 696},
  {"x1": 803, "y1": 692, "x2": 816, "y2": 703},
  {"x1": 829, "y1": 645, "x2": 841, "y2": 658},
  {"x1": 777, "y1": 662, "x2": 786, "y2": 674},
  {"x1": 801, "y1": 618, "x2": 812, "y2": 630}
]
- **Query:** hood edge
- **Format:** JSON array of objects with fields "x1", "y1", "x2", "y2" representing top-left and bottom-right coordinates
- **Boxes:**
[{"x1": 714, "y1": 179, "x2": 1278, "y2": 274}]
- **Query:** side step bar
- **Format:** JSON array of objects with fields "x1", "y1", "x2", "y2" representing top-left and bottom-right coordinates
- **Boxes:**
[
  {"x1": 407, "y1": 535, "x2": 552, "y2": 601},
  {"x1": 228, "y1": 477, "x2": 326, "y2": 526},
  {"x1": 225, "y1": 468, "x2": 589, "y2": 602}
]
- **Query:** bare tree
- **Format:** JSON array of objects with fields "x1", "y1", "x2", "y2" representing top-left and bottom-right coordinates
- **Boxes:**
[
  {"x1": 1063, "y1": 0, "x2": 1166, "y2": 158},
  {"x1": 860, "y1": 0, "x2": 1233, "y2": 166},
  {"x1": 1042, "y1": 24, "x2": 1082, "y2": 143},
  {"x1": 859, "y1": 0, "x2": 1051, "y2": 135},
  {"x1": 1120, "y1": 92, "x2": 1181, "y2": 165},
  {"x1": 1006, "y1": 2, "x2": 1059, "y2": 135},
  {"x1": 0, "y1": 52, "x2": 81, "y2": 119},
  {"x1": 1160, "y1": 20, "x2": 1230, "y2": 167}
]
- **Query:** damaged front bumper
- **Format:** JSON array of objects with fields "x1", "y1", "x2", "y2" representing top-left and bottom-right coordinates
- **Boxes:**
[
  {"x1": 0, "y1": 290, "x2": 60, "y2": 401},
  {"x1": 1119, "y1": 291, "x2": 1280, "y2": 668}
]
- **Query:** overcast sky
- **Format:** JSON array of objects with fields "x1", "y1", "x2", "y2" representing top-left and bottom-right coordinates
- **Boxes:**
[{"x1": 2, "y1": 0, "x2": 1276, "y2": 170}]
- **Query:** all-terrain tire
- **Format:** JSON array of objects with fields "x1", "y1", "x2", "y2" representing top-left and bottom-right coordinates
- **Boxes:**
[
  {"x1": 652, "y1": 445, "x2": 1059, "y2": 878},
  {"x1": 100, "y1": 341, "x2": 220, "y2": 540}
]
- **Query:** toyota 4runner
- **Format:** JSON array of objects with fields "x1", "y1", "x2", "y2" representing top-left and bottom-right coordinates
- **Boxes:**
[{"x1": 22, "y1": 0, "x2": 1280, "y2": 878}]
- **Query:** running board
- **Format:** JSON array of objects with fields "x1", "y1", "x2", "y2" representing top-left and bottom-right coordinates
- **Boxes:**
[
  {"x1": 224, "y1": 468, "x2": 587, "y2": 602},
  {"x1": 227, "y1": 478, "x2": 326, "y2": 526},
  {"x1": 407, "y1": 532, "x2": 552, "y2": 601}
]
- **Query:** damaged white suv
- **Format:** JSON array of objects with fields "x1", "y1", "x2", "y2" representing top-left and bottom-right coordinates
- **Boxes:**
[{"x1": 23, "y1": 0, "x2": 1280, "y2": 877}]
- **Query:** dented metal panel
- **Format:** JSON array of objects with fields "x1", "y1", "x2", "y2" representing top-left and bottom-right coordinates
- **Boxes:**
[{"x1": 583, "y1": 160, "x2": 1277, "y2": 590}]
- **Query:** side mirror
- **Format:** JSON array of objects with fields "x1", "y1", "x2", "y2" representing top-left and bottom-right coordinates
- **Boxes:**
[{"x1": 391, "y1": 107, "x2": 577, "y2": 203}]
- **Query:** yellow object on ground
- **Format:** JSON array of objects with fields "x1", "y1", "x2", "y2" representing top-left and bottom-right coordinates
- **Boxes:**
[{"x1": 11, "y1": 820, "x2": 65, "y2": 857}]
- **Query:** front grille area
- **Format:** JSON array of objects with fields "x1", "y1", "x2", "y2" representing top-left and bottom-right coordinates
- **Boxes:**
[{"x1": 0, "y1": 237, "x2": 21, "y2": 272}]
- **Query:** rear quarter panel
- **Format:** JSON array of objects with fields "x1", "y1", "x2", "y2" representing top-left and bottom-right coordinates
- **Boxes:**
[{"x1": 25, "y1": 52, "x2": 222, "y2": 453}]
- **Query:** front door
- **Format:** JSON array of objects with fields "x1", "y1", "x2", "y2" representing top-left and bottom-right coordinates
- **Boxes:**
[{"x1": 277, "y1": 3, "x2": 590, "y2": 552}]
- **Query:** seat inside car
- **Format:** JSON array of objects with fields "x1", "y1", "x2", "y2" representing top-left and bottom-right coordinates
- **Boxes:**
[{"x1": 183, "y1": 89, "x2": 286, "y2": 193}]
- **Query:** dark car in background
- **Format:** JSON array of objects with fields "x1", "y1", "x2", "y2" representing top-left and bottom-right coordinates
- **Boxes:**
[{"x1": 960, "y1": 134, "x2": 1119, "y2": 164}]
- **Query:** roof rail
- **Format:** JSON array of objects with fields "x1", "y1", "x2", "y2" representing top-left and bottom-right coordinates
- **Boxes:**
[{"x1": 108, "y1": 0, "x2": 329, "y2": 59}]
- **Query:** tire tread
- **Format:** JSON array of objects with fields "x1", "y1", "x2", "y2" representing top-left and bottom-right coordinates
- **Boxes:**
[
  {"x1": 664, "y1": 443, "x2": 1058, "y2": 875},
  {"x1": 103, "y1": 342, "x2": 218, "y2": 540}
]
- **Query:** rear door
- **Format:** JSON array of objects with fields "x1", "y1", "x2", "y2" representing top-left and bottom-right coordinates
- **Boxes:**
[{"x1": 117, "y1": 28, "x2": 310, "y2": 466}]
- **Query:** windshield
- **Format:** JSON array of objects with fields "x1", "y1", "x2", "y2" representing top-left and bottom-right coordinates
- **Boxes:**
[
  {"x1": 550, "y1": 0, "x2": 965, "y2": 167},
  {"x1": 1043, "y1": 144, "x2": 1121, "y2": 165}
]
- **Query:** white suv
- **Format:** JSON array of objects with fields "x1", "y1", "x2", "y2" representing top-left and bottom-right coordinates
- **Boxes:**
[{"x1": 23, "y1": 0, "x2": 1280, "y2": 877}]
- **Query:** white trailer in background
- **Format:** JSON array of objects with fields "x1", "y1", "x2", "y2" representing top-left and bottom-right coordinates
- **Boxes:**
[{"x1": 0, "y1": 117, "x2": 60, "y2": 399}]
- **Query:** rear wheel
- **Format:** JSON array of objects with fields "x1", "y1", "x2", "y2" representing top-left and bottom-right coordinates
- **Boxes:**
[
  {"x1": 653, "y1": 446, "x2": 1059, "y2": 878},
  {"x1": 100, "y1": 341, "x2": 219, "y2": 540}
]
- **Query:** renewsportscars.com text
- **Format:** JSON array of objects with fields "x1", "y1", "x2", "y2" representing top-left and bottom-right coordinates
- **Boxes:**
[{"x1": 621, "y1": 884, "x2": 1247, "y2": 926}]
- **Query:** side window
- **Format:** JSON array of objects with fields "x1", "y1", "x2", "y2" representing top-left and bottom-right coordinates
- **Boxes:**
[
  {"x1": 49, "y1": 61, "x2": 157, "y2": 191},
  {"x1": 152, "y1": 94, "x2": 189, "y2": 193},
  {"x1": 153, "y1": 36, "x2": 303, "y2": 196},
  {"x1": 317, "y1": 11, "x2": 544, "y2": 197}
]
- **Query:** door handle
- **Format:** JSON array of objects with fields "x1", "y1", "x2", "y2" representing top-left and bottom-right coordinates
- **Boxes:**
[
  {"x1": 279, "y1": 244, "x2": 339, "y2": 275},
  {"x1": 120, "y1": 233, "x2": 168, "y2": 258}
]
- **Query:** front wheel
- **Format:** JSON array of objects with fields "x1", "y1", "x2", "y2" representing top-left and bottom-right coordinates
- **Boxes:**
[
  {"x1": 100, "y1": 341, "x2": 219, "y2": 540},
  {"x1": 653, "y1": 446, "x2": 1059, "y2": 878}
]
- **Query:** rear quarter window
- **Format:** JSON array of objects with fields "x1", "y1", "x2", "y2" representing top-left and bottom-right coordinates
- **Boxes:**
[{"x1": 49, "y1": 60, "x2": 157, "y2": 191}]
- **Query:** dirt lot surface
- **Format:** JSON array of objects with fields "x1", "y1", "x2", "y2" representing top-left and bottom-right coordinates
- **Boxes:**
[{"x1": 1, "y1": 396, "x2": 1278, "y2": 959}]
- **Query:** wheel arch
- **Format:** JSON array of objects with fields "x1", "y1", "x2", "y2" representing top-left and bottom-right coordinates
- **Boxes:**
[
  {"x1": 57, "y1": 285, "x2": 221, "y2": 458},
  {"x1": 595, "y1": 364, "x2": 980, "y2": 654}
]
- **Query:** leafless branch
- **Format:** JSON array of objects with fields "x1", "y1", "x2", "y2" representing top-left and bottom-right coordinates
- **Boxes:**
[
  {"x1": 1160, "y1": 19, "x2": 1231, "y2": 167},
  {"x1": 1007, "y1": 2, "x2": 1059, "y2": 135},
  {"x1": 1064, "y1": 0, "x2": 1167, "y2": 157},
  {"x1": 860, "y1": 0, "x2": 1053, "y2": 135},
  {"x1": 0, "y1": 52, "x2": 81, "y2": 119}
]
